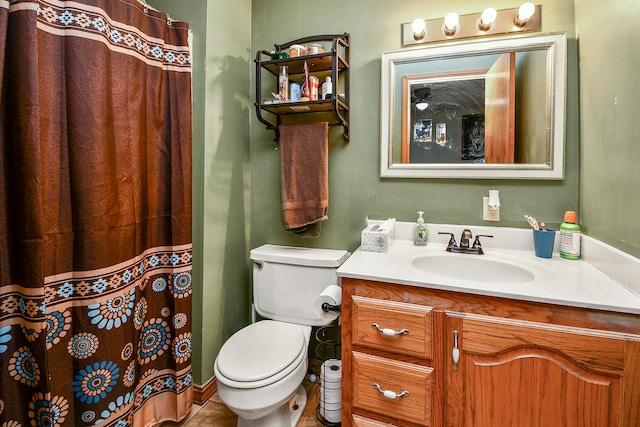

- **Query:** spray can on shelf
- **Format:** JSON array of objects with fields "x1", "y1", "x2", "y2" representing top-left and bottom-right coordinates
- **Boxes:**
[
  {"x1": 290, "y1": 82, "x2": 301, "y2": 102},
  {"x1": 559, "y1": 210, "x2": 581, "y2": 260}
]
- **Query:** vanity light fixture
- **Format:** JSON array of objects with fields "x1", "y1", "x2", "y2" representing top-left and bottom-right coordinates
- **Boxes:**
[
  {"x1": 514, "y1": 2, "x2": 535, "y2": 27},
  {"x1": 443, "y1": 12, "x2": 459, "y2": 36},
  {"x1": 411, "y1": 18, "x2": 427, "y2": 40},
  {"x1": 478, "y1": 7, "x2": 497, "y2": 31},
  {"x1": 402, "y1": 3, "x2": 541, "y2": 47}
]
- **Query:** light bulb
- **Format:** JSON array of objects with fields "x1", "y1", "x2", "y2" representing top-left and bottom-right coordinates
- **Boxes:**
[
  {"x1": 443, "y1": 12, "x2": 459, "y2": 35},
  {"x1": 515, "y1": 2, "x2": 535, "y2": 26},
  {"x1": 411, "y1": 18, "x2": 426, "y2": 40},
  {"x1": 416, "y1": 101, "x2": 429, "y2": 111},
  {"x1": 479, "y1": 8, "x2": 497, "y2": 30}
]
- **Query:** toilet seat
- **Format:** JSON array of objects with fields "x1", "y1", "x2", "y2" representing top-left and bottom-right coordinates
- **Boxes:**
[{"x1": 215, "y1": 320, "x2": 307, "y2": 388}]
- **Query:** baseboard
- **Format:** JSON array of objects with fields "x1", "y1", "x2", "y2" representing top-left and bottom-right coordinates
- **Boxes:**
[{"x1": 193, "y1": 377, "x2": 217, "y2": 405}]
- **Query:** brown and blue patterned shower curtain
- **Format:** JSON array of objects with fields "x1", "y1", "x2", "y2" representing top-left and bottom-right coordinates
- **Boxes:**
[{"x1": 0, "y1": 0, "x2": 193, "y2": 426}]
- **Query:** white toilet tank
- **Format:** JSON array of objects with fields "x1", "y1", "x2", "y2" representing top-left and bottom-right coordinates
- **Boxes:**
[{"x1": 250, "y1": 245, "x2": 350, "y2": 326}]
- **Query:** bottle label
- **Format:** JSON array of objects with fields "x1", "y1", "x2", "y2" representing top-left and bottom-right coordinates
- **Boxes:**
[
  {"x1": 559, "y1": 230, "x2": 581, "y2": 257},
  {"x1": 278, "y1": 75, "x2": 288, "y2": 102},
  {"x1": 290, "y1": 83, "x2": 301, "y2": 102},
  {"x1": 322, "y1": 81, "x2": 332, "y2": 100},
  {"x1": 309, "y1": 76, "x2": 319, "y2": 101}
]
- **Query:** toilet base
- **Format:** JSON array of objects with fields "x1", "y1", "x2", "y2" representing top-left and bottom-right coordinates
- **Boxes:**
[{"x1": 237, "y1": 384, "x2": 307, "y2": 427}]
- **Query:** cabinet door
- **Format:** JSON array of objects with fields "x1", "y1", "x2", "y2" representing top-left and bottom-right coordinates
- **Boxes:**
[{"x1": 445, "y1": 313, "x2": 626, "y2": 427}]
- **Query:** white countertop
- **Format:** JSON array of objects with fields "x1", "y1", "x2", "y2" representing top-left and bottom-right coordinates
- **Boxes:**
[{"x1": 337, "y1": 222, "x2": 640, "y2": 315}]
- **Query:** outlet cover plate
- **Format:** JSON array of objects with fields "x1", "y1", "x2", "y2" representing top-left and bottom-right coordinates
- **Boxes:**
[{"x1": 483, "y1": 196, "x2": 500, "y2": 221}]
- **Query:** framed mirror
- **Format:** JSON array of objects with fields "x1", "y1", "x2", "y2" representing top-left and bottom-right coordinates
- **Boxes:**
[{"x1": 381, "y1": 32, "x2": 567, "y2": 179}]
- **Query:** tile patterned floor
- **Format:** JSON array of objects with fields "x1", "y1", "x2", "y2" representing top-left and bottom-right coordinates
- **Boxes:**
[{"x1": 162, "y1": 377, "x2": 329, "y2": 427}]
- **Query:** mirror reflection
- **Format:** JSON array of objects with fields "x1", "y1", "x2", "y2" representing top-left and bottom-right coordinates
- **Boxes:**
[{"x1": 381, "y1": 32, "x2": 567, "y2": 179}]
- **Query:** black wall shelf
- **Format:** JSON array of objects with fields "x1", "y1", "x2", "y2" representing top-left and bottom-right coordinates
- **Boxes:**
[{"x1": 254, "y1": 33, "x2": 350, "y2": 143}]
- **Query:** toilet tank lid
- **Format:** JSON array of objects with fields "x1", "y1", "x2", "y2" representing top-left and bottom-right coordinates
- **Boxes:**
[{"x1": 250, "y1": 245, "x2": 350, "y2": 268}]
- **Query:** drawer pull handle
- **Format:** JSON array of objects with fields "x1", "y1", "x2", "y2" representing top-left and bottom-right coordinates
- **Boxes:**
[
  {"x1": 372, "y1": 323, "x2": 409, "y2": 336},
  {"x1": 452, "y1": 330, "x2": 460, "y2": 371},
  {"x1": 373, "y1": 383, "x2": 410, "y2": 399}
]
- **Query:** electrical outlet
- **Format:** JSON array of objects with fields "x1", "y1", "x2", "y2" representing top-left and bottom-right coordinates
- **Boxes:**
[{"x1": 483, "y1": 196, "x2": 500, "y2": 221}]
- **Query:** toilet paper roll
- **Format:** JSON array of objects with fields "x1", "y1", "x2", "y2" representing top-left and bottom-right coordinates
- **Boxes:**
[
  {"x1": 314, "y1": 285, "x2": 342, "y2": 321},
  {"x1": 322, "y1": 408, "x2": 341, "y2": 424},
  {"x1": 320, "y1": 359, "x2": 342, "y2": 423},
  {"x1": 320, "y1": 358, "x2": 342, "y2": 387}
]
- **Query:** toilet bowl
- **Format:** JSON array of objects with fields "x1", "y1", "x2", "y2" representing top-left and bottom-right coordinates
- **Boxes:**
[
  {"x1": 214, "y1": 321, "x2": 312, "y2": 426},
  {"x1": 214, "y1": 245, "x2": 350, "y2": 427}
]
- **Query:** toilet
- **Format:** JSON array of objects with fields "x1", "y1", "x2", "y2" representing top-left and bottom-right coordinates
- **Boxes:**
[{"x1": 214, "y1": 244, "x2": 350, "y2": 427}]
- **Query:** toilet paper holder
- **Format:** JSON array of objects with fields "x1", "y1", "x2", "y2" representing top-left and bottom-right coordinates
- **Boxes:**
[
  {"x1": 321, "y1": 302, "x2": 341, "y2": 313},
  {"x1": 315, "y1": 284, "x2": 342, "y2": 322}
]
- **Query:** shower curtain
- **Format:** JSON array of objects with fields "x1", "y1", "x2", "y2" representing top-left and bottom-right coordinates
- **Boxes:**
[{"x1": 0, "y1": 1, "x2": 193, "y2": 426}]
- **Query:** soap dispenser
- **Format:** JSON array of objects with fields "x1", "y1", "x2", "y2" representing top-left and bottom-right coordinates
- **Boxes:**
[{"x1": 413, "y1": 211, "x2": 428, "y2": 246}]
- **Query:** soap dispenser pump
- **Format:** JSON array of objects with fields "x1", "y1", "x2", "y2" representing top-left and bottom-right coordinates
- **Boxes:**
[{"x1": 413, "y1": 211, "x2": 428, "y2": 246}]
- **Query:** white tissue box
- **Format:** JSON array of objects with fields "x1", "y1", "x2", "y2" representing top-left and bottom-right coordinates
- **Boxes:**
[{"x1": 360, "y1": 222, "x2": 394, "y2": 253}]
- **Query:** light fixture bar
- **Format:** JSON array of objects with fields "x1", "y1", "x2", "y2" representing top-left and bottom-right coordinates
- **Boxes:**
[{"x1": 402, "y1": 5, "x2": 541, "y2": 47}]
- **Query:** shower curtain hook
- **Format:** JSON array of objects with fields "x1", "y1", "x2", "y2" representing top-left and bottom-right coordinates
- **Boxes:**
[
  {"x1": 166, "y1": 14, "x2": 172, "y2": 26},
  {"x1": 141, "y1": 0, "x2": 148, "y2": 13}
]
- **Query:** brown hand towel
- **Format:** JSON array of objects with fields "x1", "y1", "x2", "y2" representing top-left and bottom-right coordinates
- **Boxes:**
[{"x1": 279, "y1": 122, "x2": 329, "y2": 238}]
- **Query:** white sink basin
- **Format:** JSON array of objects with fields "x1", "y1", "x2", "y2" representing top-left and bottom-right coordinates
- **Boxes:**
[{"x1": 412, "y1": 254, "x2": 535, "y2": 283}]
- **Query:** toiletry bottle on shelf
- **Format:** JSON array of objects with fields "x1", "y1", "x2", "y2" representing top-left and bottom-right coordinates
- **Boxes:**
[
  {"x1": 322, "y1": 76, "x2": 332, "y2": 100},
  {"x1": 559, "y1": 210, "x2": 581, "y2": 260},
  {"x1": 278, "y1": 66, "x2": 288, "y2": 102},
  {"x1": 413, "y1": 211, "x2": 428, "y2": 246}
]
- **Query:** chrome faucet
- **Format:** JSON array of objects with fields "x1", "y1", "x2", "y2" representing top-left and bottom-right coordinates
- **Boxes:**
[
  {"x1": 459, "y1": 229, "x2": 473, "y2": 248},
  {"x1": 438, "y1": 229, "x2": 493, "y2": 255}
]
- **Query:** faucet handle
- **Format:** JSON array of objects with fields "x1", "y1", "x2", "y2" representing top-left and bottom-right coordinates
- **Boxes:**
[
  {"x1": 438, "y1": 232, "x2": 457, "y2": 251},
  {"x1": 472, "y1": 234, "x2": 493, "y2": 254}
]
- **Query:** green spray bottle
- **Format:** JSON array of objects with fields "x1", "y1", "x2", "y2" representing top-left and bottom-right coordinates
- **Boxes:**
[{"x1": 559, "y1": 211, "x2": 581, "y2": 260}]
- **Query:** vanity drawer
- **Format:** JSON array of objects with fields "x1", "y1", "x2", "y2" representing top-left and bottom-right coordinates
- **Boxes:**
[
  {"x1": 352, "y1": 414, "x2": 400, "y2": 426},
  {"x1": 352, "y1": 296, "x2": 433, "y2": 359},
  {"x1": 352, "y1": 351, "x2": 433, "y2": 426}
]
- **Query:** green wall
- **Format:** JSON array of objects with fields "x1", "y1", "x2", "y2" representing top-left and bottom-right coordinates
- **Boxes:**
[
  {"x1": 250, "y1": 0, "x2": 580, "y2": 252},
  {"x1": 148, "y1": 0, "x2": 252, "y2": 385},
  {"x1": 149, "y1": 0, "x2": 640, "y2": 389},
  {"x1": 576, "y1": 0, "x2": 640, "y2": 258}
]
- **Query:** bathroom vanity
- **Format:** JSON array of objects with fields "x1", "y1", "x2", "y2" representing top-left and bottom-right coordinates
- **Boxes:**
[{"x1": 337, "y1": 223, "x2": 640, "y2": 427}]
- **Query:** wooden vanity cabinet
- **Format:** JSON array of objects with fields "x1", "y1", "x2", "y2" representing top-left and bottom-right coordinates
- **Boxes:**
[{"x1": 341, "y1": 278, "x2": 640, "y2": 427}]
